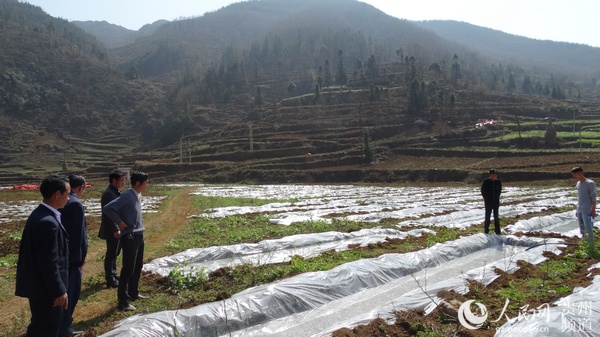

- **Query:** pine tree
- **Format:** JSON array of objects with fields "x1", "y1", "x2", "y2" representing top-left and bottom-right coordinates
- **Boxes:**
[
  {"x1": 254, "y1": 86, "x2": 263, "y2": 109},
  {"x1": 507, "y1": 74, "x2": 516, "y2": 94},
  {"x1": 544, "y1": 122, "x2": 559, "y2": 147},
  {"x1": 317, "y1": 65, "x2": 323, "y2": 88},
  {"x1": 450, "y1": 54, "x2": 461, "y2": 86},
  {"x1": 522, "y1": 75, "x2": 533, "y2": 94},
  {"x1": 287, "y1": 82, "x2": 296, "y2": 96},
  {"x1": 335, "y1": 50, "x2": 348, "y2": 85},
  {"x1": 366, "y1": 55, "x2": 378, "y2": 83},
  {"x1": 408, "y1": 78, "x2": 421, "y2": 115},
  {"x1": 323, "y1": 60, "x2": 333, "y2": 87}
]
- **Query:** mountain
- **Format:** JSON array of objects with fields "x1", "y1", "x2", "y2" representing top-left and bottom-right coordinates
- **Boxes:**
[
  {"x1": 109, "y1": 0, "x2": 458, "y2": 77},
  {"x1": 1, "y1": 0, "x2": 600, "y2": 185},
  {"x1": 0, "y1": 0, "x2": 168, "y2": 181},
  {"x1": 72, "y1": 19, "x2": 168, "y2": 48},
  {"x1": 93, "y1": 1, "x2": 600, "y2": 86},
  {"x1": 414, "y1": 20, "x2": 600, "y2": 76}
]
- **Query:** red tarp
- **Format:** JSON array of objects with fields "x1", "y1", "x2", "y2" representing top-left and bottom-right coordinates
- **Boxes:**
[
  {"x1": 10, "y1": 184, "x2": 40, "y2": 190},
  {"x1": 9, "y1": 183, "x2": 91, "y2": 190}
]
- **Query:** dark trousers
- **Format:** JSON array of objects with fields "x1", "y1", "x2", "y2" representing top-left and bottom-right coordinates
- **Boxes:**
[
  {"x1": 104, "y1": 238, "x2": 120, "y2": 283},
  {"x1": 60, "y1": 265, "x2": 82, "y2": 334},
  {"x1": 118, "y1": 232, "x2": 144, "y2": 305},
  {"x1": 484, "y1": 200, "x2": 501, "y2": 234},
  {"x1": 27, "y1": 298, "x2": 64, "y2": 337}
]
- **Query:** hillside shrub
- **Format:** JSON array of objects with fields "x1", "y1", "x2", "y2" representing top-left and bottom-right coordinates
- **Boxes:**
[{"x1": 544, "y1": 122, "x2": 559, "y2": 148}]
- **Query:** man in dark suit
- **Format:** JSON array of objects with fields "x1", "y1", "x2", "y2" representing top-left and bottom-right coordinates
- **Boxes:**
[
  {"x1": 481, "y1": 168, "x2": 503, "y2": 235},
  {"x1": 99, "y1": 170, "x2": 126, "y2": 288},
  {"x1": 16, "y1": 174, "x2": 71, "y2": 337},
  {"x1": 58, "y1": 175, "x2": 88, "y2": 337},
  {"x1": 104, "y1": 171, "x2": 149, "y2": 311}
]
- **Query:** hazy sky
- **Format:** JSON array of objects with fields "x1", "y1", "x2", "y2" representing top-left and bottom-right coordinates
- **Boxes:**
[{"x1": 20, "y1": 0, "x2": 600, "y2": 48}]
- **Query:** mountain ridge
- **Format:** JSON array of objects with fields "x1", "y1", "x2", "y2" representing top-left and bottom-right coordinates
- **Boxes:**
[
  {"x1": 414, "y1": 20, "x2": 600, "y2": 75},
  {"x1": 72, "y1": 19, "x2": 168, "y2": 48},
  {"x1": 68, "y1": 1, "x2": 600, "y2": 82},
  {"x1": 1, "y1": 0, "x2": 599, "y2": 184}
]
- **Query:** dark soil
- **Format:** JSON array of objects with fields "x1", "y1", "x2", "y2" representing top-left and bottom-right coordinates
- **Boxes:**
[{"x1": 0, "y1": 221, "x2": 23, "y2": 257}]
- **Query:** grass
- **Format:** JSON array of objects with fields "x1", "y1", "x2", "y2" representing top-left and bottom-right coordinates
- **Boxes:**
[
  {"x1": 462, "y1": 242, "x2": 597, "y2": 331},
  {"x1": 490, "y1": 129, "x2": 600, "y2": 141},
  {"x1": 0, "y1": 190, "x2": 39, "y2": 202},
  {"x1": 171, "y1": 211, "x2": 388, "y2": 249}
]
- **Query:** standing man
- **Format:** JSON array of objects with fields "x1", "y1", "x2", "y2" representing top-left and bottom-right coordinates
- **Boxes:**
[
  {"x1": 58, "y1": 175, "x2": 88, "y2": 337},
  {"x1": 571, "y1": 166, "x2": 597, "y2": 247},
  {"x1": 103, "y1": 171, "x2": 149, "y2": 311},
  {"x1": 16, "y1": 175, "x2": 70, "y2": 337},
  {"x1": 99, "y1": 170, "x2": 126, "y2": 288},
  {"x1": 481, "y1": 168, "x2": 502, "y2": 235}
]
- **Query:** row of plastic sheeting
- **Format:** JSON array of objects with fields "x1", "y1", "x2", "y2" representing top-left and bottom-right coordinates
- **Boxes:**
[
  {"x1": 143, "y1": 228, "x2": 433, "y2": 278},
  {"x1": 100, "y1": 234, "x2": 563, "y2": 337},
  {"x1": 506, "y1": 210, "x2": 589, "y2": 236},
  {"x1": 495, "y1": 267, "x2": 600, "y2": 337},
  {"x1": 0, "y1": 195, "x2": 165, "y2": 224},
  {"x1": 190, "y1": 184, "x2": 575, "y2": 227},
  {"x1": 246, "y1": 235, "x2": 564, "y2": 337}
]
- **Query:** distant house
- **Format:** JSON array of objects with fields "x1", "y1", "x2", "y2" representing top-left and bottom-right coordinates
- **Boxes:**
[{"x1": 475, "y1": 119, "x2": 503, "y2": 128}]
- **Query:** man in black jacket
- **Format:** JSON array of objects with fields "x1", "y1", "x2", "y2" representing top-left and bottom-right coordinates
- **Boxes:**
[
  {"x1": 99, "y1": 170, "x2": 126, "y2": 288},
  {"x1": 481, "y1": 168, "x2": 502, "y2": 234},
  {"x1": 16, "y1": 175, "x2": 71, "y2": 337},
  {"x1": 58, "y1": 175, "x2": 88, "y2": 337}
]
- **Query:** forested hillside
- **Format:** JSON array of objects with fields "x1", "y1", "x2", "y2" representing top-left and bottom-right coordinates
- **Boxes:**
[
  {"x1": 415, "y1": 20, "x2": 600, "y2": 77},
  {"x1": 0, "y1": 0, "x2": 168, "y2": 182},
  {"x1": 1, "y1": 0, "x2": 600, "y2": 184}
]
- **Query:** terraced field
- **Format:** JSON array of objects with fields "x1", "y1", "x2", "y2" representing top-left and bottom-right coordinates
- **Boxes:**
[{"x1": 2, "y1": 87, "x2": 600, "y2": 186}]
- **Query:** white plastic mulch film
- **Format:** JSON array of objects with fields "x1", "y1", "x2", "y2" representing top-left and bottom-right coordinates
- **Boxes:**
[
  {"x1": 99, "y1": 184, "x2": 600, "y2": 337},
  {"x1": 495, "y1": 267, "x2": 600, "y2": 337},
  {"x1": 0, "y1": 195, "x2": 165, "y2": 223}
]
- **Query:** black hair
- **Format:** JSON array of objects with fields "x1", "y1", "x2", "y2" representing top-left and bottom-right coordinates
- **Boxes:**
[
  {"x1": 39, "y1": 174, "x2": 69, "y2": 199},
  {"x1": 108, "y1": 170, "x2": 127, "y2": 184},
  {"x1": 68, "y1": 174, "x2": 86, "y2": 190},
  {"x1": 489, "y1": 168, "x2": 497, "y2": 174},
  {"x1": 571, "y1": 167, "x2": 583, "y2": 173},
  {"x1": 130, "y1": 171, "x2": 149, "y2": 186}
]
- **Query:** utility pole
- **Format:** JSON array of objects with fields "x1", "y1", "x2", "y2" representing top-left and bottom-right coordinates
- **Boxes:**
[
  {"x1": 515, "y1": 114, "x2": 522, "y2": 148},
  {"x1": 179, "y1": 135, "x2": 183, "y2": 163},
  {"x1": 248, "y1": 122, "x2": 254, "y2": 151},
  {"x1": 180, "y1": 135, "x2": 192, "y2": 163}
]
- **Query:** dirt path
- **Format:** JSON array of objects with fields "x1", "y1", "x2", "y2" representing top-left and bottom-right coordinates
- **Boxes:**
[
  {"x1": 143, "y1": 186, "x2": 196, "y2": 261},
  {"x1": 0, "y1": 186, "x2": 196, "y2": 336},
  {"x1": 74, "y1": 186, "x2": 196, "y2": 326}
]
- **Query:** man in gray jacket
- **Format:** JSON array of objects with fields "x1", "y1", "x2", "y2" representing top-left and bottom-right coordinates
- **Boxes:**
[
  {"x1": 571, "y1": 166, "x2": 597, "y2": 247},
  {"x1": 103, "y1": 171, "x2": 149, "y2": 311}
]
